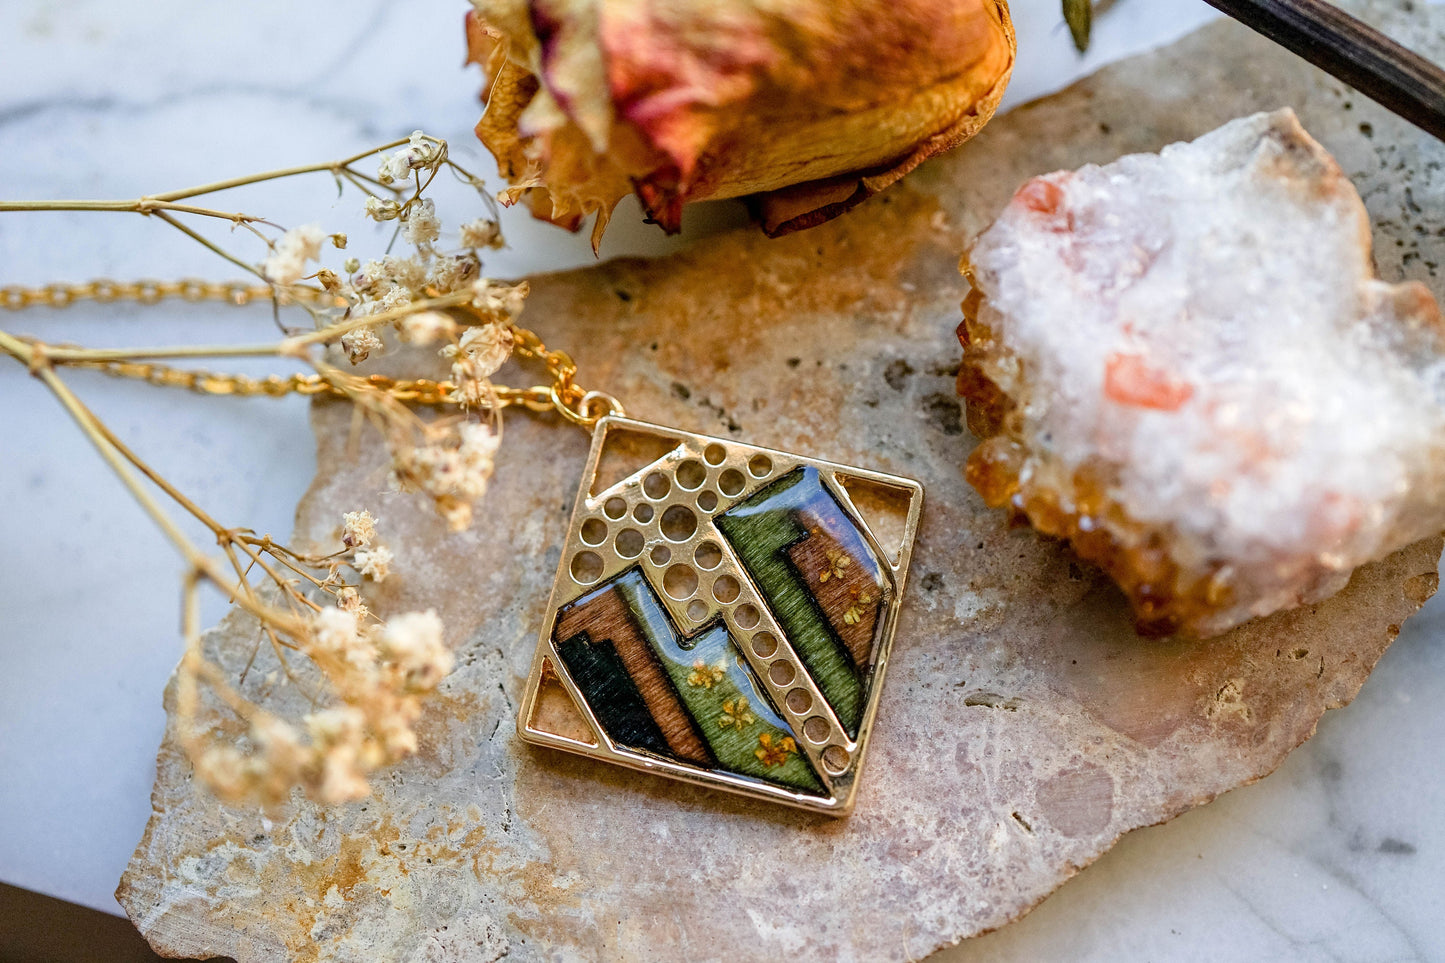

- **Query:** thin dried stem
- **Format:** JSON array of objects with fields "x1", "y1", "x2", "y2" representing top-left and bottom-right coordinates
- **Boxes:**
[
  {"x1": 0, "y1": 136, "x2": 415, "y2": 214},
  {"x1": 2, "y1": 130, "x2": 516, "y2": 806},
  {"x1": 33, "y1": 342, "x2": 295, "y2": 362}
]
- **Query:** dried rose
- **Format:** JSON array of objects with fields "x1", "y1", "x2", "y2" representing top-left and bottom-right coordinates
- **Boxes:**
[{"x1": 466, "y1": 0, "x2": 1015, "y2": 247}]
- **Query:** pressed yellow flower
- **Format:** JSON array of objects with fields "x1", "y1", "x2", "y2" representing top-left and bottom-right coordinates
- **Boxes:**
[
  {"x1": 843, "y1": 587, "x2": 876, "y2": 625},
  {"x1": 686, "y1": 659, "x2": 726, "y2": 689},
  {"x1": 718, "y1": 698, "x2": 755, "y2": 731},
  {"x1": 755, "y1": 732, "x2": 798, "y2": 768},
  {"x1": 820, "y1": 549, "x2": 851, "y2": 583}
]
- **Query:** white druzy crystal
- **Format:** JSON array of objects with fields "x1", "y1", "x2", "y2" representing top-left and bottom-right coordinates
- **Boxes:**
[{"x1": 964, "y1": 109, "x2": 1445, "y2": 636}]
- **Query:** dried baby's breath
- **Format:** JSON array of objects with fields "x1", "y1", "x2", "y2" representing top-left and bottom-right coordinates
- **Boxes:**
[
  {"x1": 402, "y1": 197, "x2": 442, "y2": 247},
  {"x1": 0, "y1": 131, "x2": 530, "y2": 806},
  {"x1": 262, "y1": 224, "x2": 326, "y2": 286},
  {"x1": 354, "y1": 545, "x2": 394, "y2": 582},
  {"x1": 340, "y1": 327, "x2": 384, "y2": 363},
  {"x1": 398, "y1": 310, "x2": 458, "y2": 346},
  {"x1": 341, "y1": 510, "x2": 376, "y2": 549},
  {"x1": 459, "y1": 217, "x2": 504, "y2": 250},
  {"x1": 451, "y1": 320, "x2": 514, "y2": 379}
]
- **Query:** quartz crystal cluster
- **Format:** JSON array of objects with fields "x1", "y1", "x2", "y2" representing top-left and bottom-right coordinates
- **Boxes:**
[{"x1": 959, "y1": 110, "x2": 1445, "y2": 637}]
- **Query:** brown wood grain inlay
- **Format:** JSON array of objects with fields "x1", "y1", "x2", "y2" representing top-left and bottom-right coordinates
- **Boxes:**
[
  {"x1": 554, "y1": 589, "x2": 714, "y2": 766},
  {"x1": 790, "y1": 528, "x2": 884, "y2": 671}
]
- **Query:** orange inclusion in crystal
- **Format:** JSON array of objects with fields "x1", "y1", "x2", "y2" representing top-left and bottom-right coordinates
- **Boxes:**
[
  {"x1": 1014, "y1": 178, "x2": 1065, "y2": 215},
  {"x1": 1104, "y1": 353, "x2": 1194, "y2": 411}
]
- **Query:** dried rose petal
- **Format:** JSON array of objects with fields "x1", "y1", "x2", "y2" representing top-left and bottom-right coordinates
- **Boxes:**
[{"x1": 466, "y1": 0, "x2": 1015, "y2": 247}]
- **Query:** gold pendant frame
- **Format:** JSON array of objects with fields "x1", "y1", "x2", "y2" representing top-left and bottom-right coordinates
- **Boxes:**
[{"x1": 517, "y1": 416, "x2": 923, "y2": 815}]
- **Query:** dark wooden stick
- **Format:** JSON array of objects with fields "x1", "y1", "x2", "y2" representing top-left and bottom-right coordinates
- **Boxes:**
[{"x1": 1200, "y1": 0, "x2": 1445, "y2": 141}]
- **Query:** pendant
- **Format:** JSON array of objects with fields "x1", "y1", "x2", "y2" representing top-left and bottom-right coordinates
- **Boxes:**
[{"x1": 517, "y1": 416, "x2": 923, "y2": 815}]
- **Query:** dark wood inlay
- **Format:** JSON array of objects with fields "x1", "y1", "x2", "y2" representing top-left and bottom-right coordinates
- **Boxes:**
[{"x1": 555, "y1": 585, "x2": 714, "y2": 766}]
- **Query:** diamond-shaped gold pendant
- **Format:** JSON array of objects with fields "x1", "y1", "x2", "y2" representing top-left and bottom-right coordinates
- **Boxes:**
[{"x1": 517, "y1": 416, "x2": 923, "y2": 815}]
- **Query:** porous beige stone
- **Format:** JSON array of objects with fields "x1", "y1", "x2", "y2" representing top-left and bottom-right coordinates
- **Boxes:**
[{"x1": 119, "y1": 4, "x2": 1445, "y2": 960}]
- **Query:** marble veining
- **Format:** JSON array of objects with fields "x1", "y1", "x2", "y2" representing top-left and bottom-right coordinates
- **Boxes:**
[{"x1": 3, "y1": 3, "x2": 1443, "y2": 962}]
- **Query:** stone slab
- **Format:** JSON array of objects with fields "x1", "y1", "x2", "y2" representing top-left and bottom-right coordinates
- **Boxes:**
[{"x1": 119, "y1": 5, "x2": 1445, "y2": 960}]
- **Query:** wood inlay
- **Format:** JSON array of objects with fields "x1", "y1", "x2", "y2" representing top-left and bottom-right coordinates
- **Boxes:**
[
  {"x1": 789, "y1": 527, "x2": 884, "y2": 670},
  {"x1": 555, "y1": 583, "x2": 714, "y2": 766},
  {"x1": 555, "y1": 633, "x2": 673, "y2": 758},
  {"x1": 718, "y1": 467, "x2": 867, "y2": 734},
  {"x1": 613, "y1": 574, "x2": 825, "y2": 794}
]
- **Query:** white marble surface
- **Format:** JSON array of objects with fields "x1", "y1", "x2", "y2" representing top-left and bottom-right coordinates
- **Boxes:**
[{"x1": 0, "y1": 0, "x2": 1440, "y2": 959}]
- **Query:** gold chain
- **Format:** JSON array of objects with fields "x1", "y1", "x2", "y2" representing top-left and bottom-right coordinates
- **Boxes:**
[
  {"x1": 1, "y1": 278, "x2": 299, "y2": 310},
  {"x1": 1, "y1": 278, "x2": 624, "y2": 428}
]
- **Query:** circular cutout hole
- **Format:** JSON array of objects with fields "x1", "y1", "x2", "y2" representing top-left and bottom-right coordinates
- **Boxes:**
[
  {"x1": 615, "y1": 528, "x2": 644, "y2": 558},
  {"x1": 604, "y1": 496, "x2": 627, "y2": 519},
  {"x1": 768, "y1": 660, "x2": 796, "y2": 687},
  {"x1": 734, "y1": 603, "x2": 760, "y2": 629},
  {"x1": 633, "y1": 503, "x2": 654, "y2": 524},
  {"x1": 650, "y1": 544, "x2": 672, "y2": 566},
  {"x1": 712, "y1": 574, "x2": 740, "y2": 604},
  {"x1": 748, "y1": 454, "x2": 773, "y2": 478},
  {"x1": 822, "y1": 745, "x2": 850, "y2": 774},
  {"x1": 663, "y1": 564, "x2": 698, "y2": 600},
  {"x1": 676, "y1": 459, "x2": 706, "y2": 490},
  {"x1": 704, "y1": 443, "x2": 726, "y2": 466},
  {"x1": 694, "y1": 541, "x2": 722, "y2": 569},
  {"x1": 660, "y1": 505, "x2": 697, "y2": 541},
  {"x1": 697, "y1": 490, "x2": 719, "y2": 512},
  {"x1": 580, "y1": 517, "x2": 608, "y2": 545},
  {"x1": 752, "y1": 632, "x2": 778, "y2": 658},
  {"x1": 785, "y1": 688, "x2": 813, "y2": 715},
  {"x1": 719, "y1": 469, "x2": 746, "y2": 497},
  {"x1": 570, "y1": 550, "x2": 604, "y2": 584},
  {"x1": 643, "y1": 471, "x2": 670, "y2": 499},
  {"x1": 686, "y1": 599, "x2": 709, "y2": 622},
  {"x1": 802, "y1": 716, "x2": 830, "y2": 744}
]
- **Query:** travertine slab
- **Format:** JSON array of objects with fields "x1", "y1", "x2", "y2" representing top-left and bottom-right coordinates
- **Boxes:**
[{"x1": 119, "y1": 5, "x2": 1445, "y2": 960}]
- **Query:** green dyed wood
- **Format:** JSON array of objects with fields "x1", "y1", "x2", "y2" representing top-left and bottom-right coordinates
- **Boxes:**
[{"x1": 717, "y1": 468, "x2": 866, "y2": 734}]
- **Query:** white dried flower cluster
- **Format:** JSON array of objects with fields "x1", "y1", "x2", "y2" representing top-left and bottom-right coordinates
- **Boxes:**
[
  {"x1": 340, "y1": 509, "x2": 376, "y2": 549},
  {"x1": 379, "y1": 610, "x2": 451, "y2": 691},
  {"x1": 452, "y1": 321, "x2": 515, "y2": 377},
  {"x1": 470, "y1": 278, "x2": 529, "y2": 321},
  {"x1": 354, "y1": 545, "x2": 394, "y2": 582},
  {"x1": 194, "y1": 600, "x2": 454, "y2": 806},
  {"x1": 247, "y1": 132, "x2": 523, "y2": 536},
  {"x1": 306, "y1": 706, "x2": 370, "y2": 802},
  {"x1": 340, "y1": 327, "x2": 384, "y2": 363},
  {"x1": 397, "y1": 310, "x2": 458, "y2": 346},
  {"x1": 459, "y1": 217, "x2": 504, "y2": 250},
  {"x1": 377, "y1": 130, "x2": 444, "y2": 185},
  {"x1": 262, "y1": 223, "x2": 326, "y2": 286},
  {"x1": 443, "y1": 324, "x2": 511, "y2": 407},
  {"x1": 335, "y1": 585, "x2": 368, "y2": 620},
  {"x1": 364, "y1": 196, "x2": 402, "y2": 222},
  {"x1": 390, "y1": 421, "x2": 501, "y2": 531},
  {"x1": 193, "y1": 715, "x2": 308, "y2": 806},
  {"x1": 402, "y1": 197, "x2": 441, "y2": 248},
  {"x1": 426, "y1": 253, "x2": 481, "y2": 296},
  {"x1": 354, "y1": 254, "x2": 427, "y2": 301}
]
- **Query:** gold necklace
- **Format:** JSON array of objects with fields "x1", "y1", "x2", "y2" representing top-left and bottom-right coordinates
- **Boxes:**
[{"x1": 5, "y1": 277, "x2": 923, "y2": 816}]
